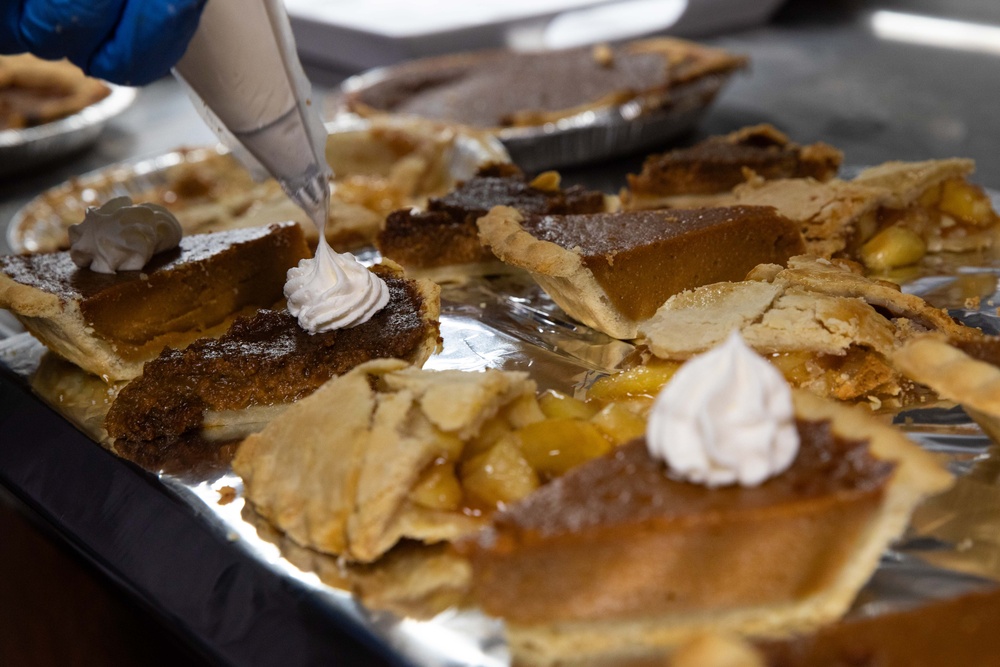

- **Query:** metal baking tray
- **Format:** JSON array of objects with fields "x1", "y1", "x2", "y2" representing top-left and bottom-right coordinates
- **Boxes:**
[{"x1": 2, "y1": 179, "x2": 1000, "y2": 665}]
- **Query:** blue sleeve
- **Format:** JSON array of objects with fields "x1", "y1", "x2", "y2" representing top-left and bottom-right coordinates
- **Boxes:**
[{"x1": 0, "y1": 0, "x2": 207, "y2": 86}]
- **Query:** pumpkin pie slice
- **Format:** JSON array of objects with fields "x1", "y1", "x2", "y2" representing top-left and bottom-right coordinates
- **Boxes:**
[
  {"x1": 233, "y1": 359, "x2": 546, "y2": 563},
  {"x1": 894, "y1": 334, "x2": 1000, "y2": 442},
  {"x1": 377, "y1": 164, "x2": 608, "y2": 280},
  {"x1": 103, "y1": 262, "x2": 441, "y2": 446},
  {"x1": 478, "y1": 205, "x2": 805, "y2": 339},
  {"x1": 0, "y1": 221, "x2": 309, "y2": 382},
  {"x1": 622, "y1": 124, "x2": 843, "y2": 210},
  {"x1": 457, "y1": 391, "x2": 951, "y2": 666},
  {"x1": 636, "y1": 255, "x2": 981, "y2": 405}
]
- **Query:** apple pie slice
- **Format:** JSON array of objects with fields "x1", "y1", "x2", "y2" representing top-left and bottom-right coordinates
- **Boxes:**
[
  {"x1": 635, "y1": 255, "x2": 981, "y2": 405},
  {"x1": 233, "y1": 359, "x2": 547, "y2": 563}
]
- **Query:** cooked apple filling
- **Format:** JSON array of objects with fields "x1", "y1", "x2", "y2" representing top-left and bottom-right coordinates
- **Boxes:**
[
  {"x1": 409, "y1": 387, "x2": 654, "y2": 513},
  {"x1": 857, "y1": 178, "x2": 1000, "y2": 270}
]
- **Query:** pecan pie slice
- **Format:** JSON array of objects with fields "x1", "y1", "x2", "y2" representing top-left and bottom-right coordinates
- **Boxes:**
[{"x1": 622, "y1": 124, "x2": 842, "y2": 210}]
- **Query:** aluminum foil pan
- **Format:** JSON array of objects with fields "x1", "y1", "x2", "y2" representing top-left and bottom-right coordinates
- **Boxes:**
[
  {"x1": 0, "y1": 85, "x2": 137, "y2": 178},
  {"x1": 337, "y1": 68, "x2": 736, "y2": 173},
  {"x1": 1, "y1": 178, "x2": 1000, "y2": 664}
]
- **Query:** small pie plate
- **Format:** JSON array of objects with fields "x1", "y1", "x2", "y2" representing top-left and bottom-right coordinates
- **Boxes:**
[{"x1": 0, "y1": 85, "x2": 137, "y2": 178}]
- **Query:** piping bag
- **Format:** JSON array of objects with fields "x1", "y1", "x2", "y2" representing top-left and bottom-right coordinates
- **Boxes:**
[
  {"x1": 171, "y1": 0, "x2": 390, "y2": 332},
  {"x1": 172, "y1": 0, "x2": 330, "y2": 231}
]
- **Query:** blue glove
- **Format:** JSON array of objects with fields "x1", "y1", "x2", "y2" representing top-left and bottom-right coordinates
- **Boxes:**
[{"x1": 0, "y1": 0, "x2": 207, "y2": 86}]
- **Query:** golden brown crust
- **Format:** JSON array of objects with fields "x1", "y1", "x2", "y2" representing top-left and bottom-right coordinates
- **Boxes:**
[
  {"x1": 478, "y1": 204, "x2": 643, "y2": 338},
  {"x1": 893, "y1": 335, "x2": 1000, "y2": 441},
  {"x1": 852, "y1": 158, "x2": 975, "y2": 207}
]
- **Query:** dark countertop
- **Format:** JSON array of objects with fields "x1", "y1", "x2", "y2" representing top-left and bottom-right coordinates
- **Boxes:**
[{"x1": 2, "y1": 0, "x2": 1000, "y2": 664}]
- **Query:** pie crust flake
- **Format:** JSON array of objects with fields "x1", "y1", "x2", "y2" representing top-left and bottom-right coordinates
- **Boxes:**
[{"x1": 893, "y1": 335, "x2": 1000, "y2": 442}]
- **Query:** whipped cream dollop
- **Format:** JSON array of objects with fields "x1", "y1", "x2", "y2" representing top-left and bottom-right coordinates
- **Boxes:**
[
  {"x1": 284, "y1": 239, "x2": 389, "y2": 333},
  {"x1": 646, "y1": 330, "x2": 800, "y2": 487},
  {"x1": 68, "y1": 196, "x2": 183, "y2": 274}
]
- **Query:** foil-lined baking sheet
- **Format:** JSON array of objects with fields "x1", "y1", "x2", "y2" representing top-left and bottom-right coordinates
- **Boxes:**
[{"x1": 4, "y1": 194, "x2": 1000, "y2": 664}]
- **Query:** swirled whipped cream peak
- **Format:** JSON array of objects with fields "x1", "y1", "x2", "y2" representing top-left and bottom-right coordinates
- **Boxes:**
[
  {"x1": 646, "y1": 330, "x2": 800, "y2": 487},
  {"x1": 284, "y1": 238, "x2": 389, "y2": 333},
  {"x1": 68, "y1": 196, "x2": 183, "y2": 274}
]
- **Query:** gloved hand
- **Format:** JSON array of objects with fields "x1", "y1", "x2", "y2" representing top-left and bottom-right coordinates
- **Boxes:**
[{"x1": 0, "y1": 0, "x2": 207, "y2": 86}]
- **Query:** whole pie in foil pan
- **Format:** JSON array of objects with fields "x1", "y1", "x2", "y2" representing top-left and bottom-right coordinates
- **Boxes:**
[{"x1": 336, "y1": 38, "x2": 748, "y2": 171}]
